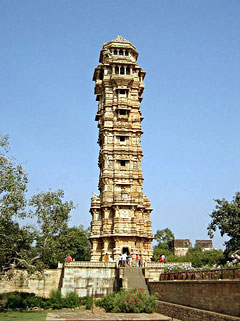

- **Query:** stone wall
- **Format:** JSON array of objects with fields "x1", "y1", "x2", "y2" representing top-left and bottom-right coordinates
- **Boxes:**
[
  {"x1": 143, "y1": 262, "x2": 192, "y2": 282},
  {"x1": 149, "y1": 280, "x2": 240, "y2": 317},
  {"x1": 61, "y1": 262, "x2": 117, "y2": 297},
  {"x1": 0, "y1": 262, "x2": 118, "y2": 298},
  {"x1": 156, "y1": 300, "x2": 240, "y2": 321},
  {"x1": 0, "y1": 268, "x2": 62, "y2": 298}
]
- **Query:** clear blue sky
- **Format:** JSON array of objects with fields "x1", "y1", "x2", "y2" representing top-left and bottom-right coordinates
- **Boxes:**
[{"x1": 1, "y1": 0, "x2": 240, "y2": 249}]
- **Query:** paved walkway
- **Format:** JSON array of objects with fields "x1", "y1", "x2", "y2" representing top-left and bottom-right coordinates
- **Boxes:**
[{"x1": 46, "y1": 311, "x2": 171, "y2": 321}]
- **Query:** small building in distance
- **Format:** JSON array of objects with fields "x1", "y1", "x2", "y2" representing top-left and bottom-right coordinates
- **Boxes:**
[
  {"x1": 169, "y1": 239, "x2": 213, "y2": 256},
  {"x1": 195, "y1": 240, "x2": 213, "y2": 251},
  {"x1": 169, "y1": 239, "x2": 192, "y2": 257}
]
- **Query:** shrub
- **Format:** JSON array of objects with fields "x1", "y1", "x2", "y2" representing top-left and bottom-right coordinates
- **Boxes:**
[
  {"x1": 85, "y1": 296, "x2": 93, "y2": 310},
  {"x1": 4, "y1": 292, "x2": 27, "y2": 309},
  {"x1": 0, "y1": 290, "x2": 85, "y2": 310},
  {"x1": 96, "y1": 292, "x2": 115, "y2": 312},
  {"x1": 63, "y1": 291, "x2": 80, "y2": 308},
  {"x1": 96, "y1": 288, "x2": 157, "y2": 313}
]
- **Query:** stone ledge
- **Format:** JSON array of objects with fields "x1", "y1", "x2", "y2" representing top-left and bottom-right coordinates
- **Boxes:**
[
  {"x1": 151, "y1": 280, "x2": 240, "y2": 284},
  {"x1": 64, "y1": 262, "x2": 116, "y2": 268},
  {"x1": 46, "y1": 312, "x2": 170, "y2": 321}
]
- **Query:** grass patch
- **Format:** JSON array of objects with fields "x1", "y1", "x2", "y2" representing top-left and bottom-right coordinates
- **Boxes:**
[{"x1": 0, "y1": 310, "x2": 48, "y2": 321}]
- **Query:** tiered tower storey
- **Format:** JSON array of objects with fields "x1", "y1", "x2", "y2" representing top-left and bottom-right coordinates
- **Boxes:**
[{"x1": 89, "y1": 36, "x2": 153, "y2": 262}]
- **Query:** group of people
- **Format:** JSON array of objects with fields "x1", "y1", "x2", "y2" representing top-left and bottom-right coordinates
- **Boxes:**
[
  {"x1": 103, "y1": 253, "x2": 114, "y2": 263},
  {"x1": 103, "y1": 253, "x2": 145, "y2": 267},
  {"x1": 65, "y1": 253, "x2": 167, "y2": 265}
]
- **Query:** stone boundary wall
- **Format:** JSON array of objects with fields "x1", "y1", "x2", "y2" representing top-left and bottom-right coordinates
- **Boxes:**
[
  {"x1": 144, "y1": 262, "x2": 191, "y2": 282},
  {"x1": 61, "y1": 263, "x2": 118, "y2": 297},
  {"x1": 149, "y1": 280, "x2": 240, "y2": 317},
  {"x1": 0, "y1": 269, "x2": 62, "y2": 298},
  {"x1": 156, "y1": 300, "x2": 240, "y2": 321}
]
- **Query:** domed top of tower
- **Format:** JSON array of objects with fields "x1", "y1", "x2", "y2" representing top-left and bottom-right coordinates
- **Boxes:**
[
  {"x1": 99, "y1": 36, "x2": 138, "y2": 63},
  {"x1": 104, "y1": 35, "x2": 136, "y2": 48}
]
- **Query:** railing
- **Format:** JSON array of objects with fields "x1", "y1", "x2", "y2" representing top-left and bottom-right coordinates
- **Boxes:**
[
  {"x1": 64, "y1": 261, "x2": 116, "y2": 268},
  {"x1": 144, "y1": 262, "x2": 192, "y2": 269},
  {"x1": 160, "y1": 267, "x2": 240, "y2": 281}
]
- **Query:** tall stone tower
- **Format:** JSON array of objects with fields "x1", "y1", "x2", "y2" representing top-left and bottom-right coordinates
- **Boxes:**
[{"x1": 89, "y1": 36, "x2": 153, "y2": 262}]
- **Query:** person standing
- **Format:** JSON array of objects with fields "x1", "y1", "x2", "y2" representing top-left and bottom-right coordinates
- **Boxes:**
[
  {"x1": 118, "y1": 255, "x2": 122, "y2": 267},
  {"x1": 122, "y1": 252, "x2": 127, "y2": 267},
  {"x1": 104, "y1": 253, "x2": 109, "y2": 263},
  {"x1": 127, "y1": 254, "x2": 132, "y2": 266},
  {"x1": 136, "y1": 254, "x2": 139, "y2": 267}
]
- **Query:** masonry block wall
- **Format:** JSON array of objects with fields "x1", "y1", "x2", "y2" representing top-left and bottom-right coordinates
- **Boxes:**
[
  {"x1": 143, "y1": 262, "x2": 192, "y2": 282},
  {"x1": 149, "y1": 280, "x2": 240, "y2": 317},
  {"x1": 0, "y1": 269, "x2": 62, "y2": 298},
  {"x1": 61, "y1": 262, "x2": 117, "y2": 297}
]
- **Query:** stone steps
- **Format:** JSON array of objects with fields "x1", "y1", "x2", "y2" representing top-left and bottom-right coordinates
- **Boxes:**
[{"x1": 123, "y1": 267, "x2": 149, "y2": 293}]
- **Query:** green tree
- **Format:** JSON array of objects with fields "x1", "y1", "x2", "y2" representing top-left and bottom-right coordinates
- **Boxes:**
[
  {"x1": 0, "y1": 134, "x2": 28, "y2": 220},
  {"x1": 29, "y1": 190, "x2": 75, "y2": 268},
  {"x1": 153, "y1": 228, "x2": 175, "y2": 261},
  {"x1": 154, "y1": 228, "x2": 175, "y2": 249},
  {"x1": 56, "y1": 225, "x2": 91, "y2": 263},
  {"x1": 0, "y1": 134, "x2": 90, "y2": 271},
  {"x1": 0, "y1": 134, "x2": 32, "y2": 272},
  {"x1": 185, "y1": 246, "x2": 224, "y2": 268},
  {"x1": 208, "y1": 192, "x2": 240, "y2": 253}
]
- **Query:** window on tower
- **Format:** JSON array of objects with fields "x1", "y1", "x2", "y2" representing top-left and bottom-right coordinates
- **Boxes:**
[
  {"x1": 125, "y1": 50, "x2": 129, "y2": 56},
  {"x1": 120, "y1": 67, "x2": 124, "y2": 75},
  {"x1": 114, "y1": 49, "x2": 117, "y2": 55},
  {"x1": 119, "y1": 49, "x2": 123, "y2": 55},
  {"x1": 99, "y1": 69, "x2": 104, "y2": 80},
  {"x1": 119, "y1": 109, "x2": 127, "y2": 115},
  {"x1": 120, "y1": 136, "x2": 126, "y2": 142},
  {"x1": 119, "y1": 89, "x2": 126, "y2": 95},
  {"x1": 120, "y1": 160, "x2": 126, "y2": 166}
]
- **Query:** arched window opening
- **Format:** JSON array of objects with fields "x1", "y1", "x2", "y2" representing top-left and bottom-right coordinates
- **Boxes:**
[
  {"x1": 125, "y1": 50, "x2": 129, "y2": 56},
  {"x1": 120, "y1": 66, "x2": 124, "y2": 75},
  {"x1": 119, "y1": 49, "x2": 123, "y2": 55},
  {"x1": 126, "y1": 67, "x2": 130, "y2": 75},
  {"x1": 115, "y1": 66, "x2": 119, "y2": 74},
  {"x1": 114, "y1": 49, "x2": 117, "y2": 55}
]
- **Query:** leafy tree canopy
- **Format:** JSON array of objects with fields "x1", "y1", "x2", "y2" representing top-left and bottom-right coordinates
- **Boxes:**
[
  {"x1": 0, "y1": 134, "x2": 31, "y2": 271},
  {"x1": 0, "y1": 134, "x2": 28, "y2": 220},
  {"x1": 208, "y1": 192, "x2": 240, "y2": 253},
  {"x1": 154, "y1": 228, "x2": 175, "y2": 250},
  {"x1": 0, "y1": 134, "x2": 90, "y2": 272}
]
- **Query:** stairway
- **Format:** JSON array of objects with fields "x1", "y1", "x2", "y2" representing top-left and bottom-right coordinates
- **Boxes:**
[{"x1": 123, "y1": 266, "x2": 149, "y2": 293}]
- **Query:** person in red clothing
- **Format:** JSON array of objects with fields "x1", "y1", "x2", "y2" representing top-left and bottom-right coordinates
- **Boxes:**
[
  {"x1": 136, "y1": 254, "x2": 139, "y2": 267},
  {"x1": 65, "y1": 255, "x2": 73, "y2": 262}
]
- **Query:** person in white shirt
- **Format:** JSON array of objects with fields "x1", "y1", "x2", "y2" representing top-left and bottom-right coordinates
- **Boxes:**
[
  {"x1": 118, "y1": 255, "x2": 122, "y2": 267},
  {"x1": 122, "y1": 252, "x2": 127, "y2": 267}
]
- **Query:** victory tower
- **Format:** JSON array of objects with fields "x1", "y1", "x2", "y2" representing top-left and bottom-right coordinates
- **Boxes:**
[{"x1": 89, "y1": 36, "x2": 153, "y2": 262}]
